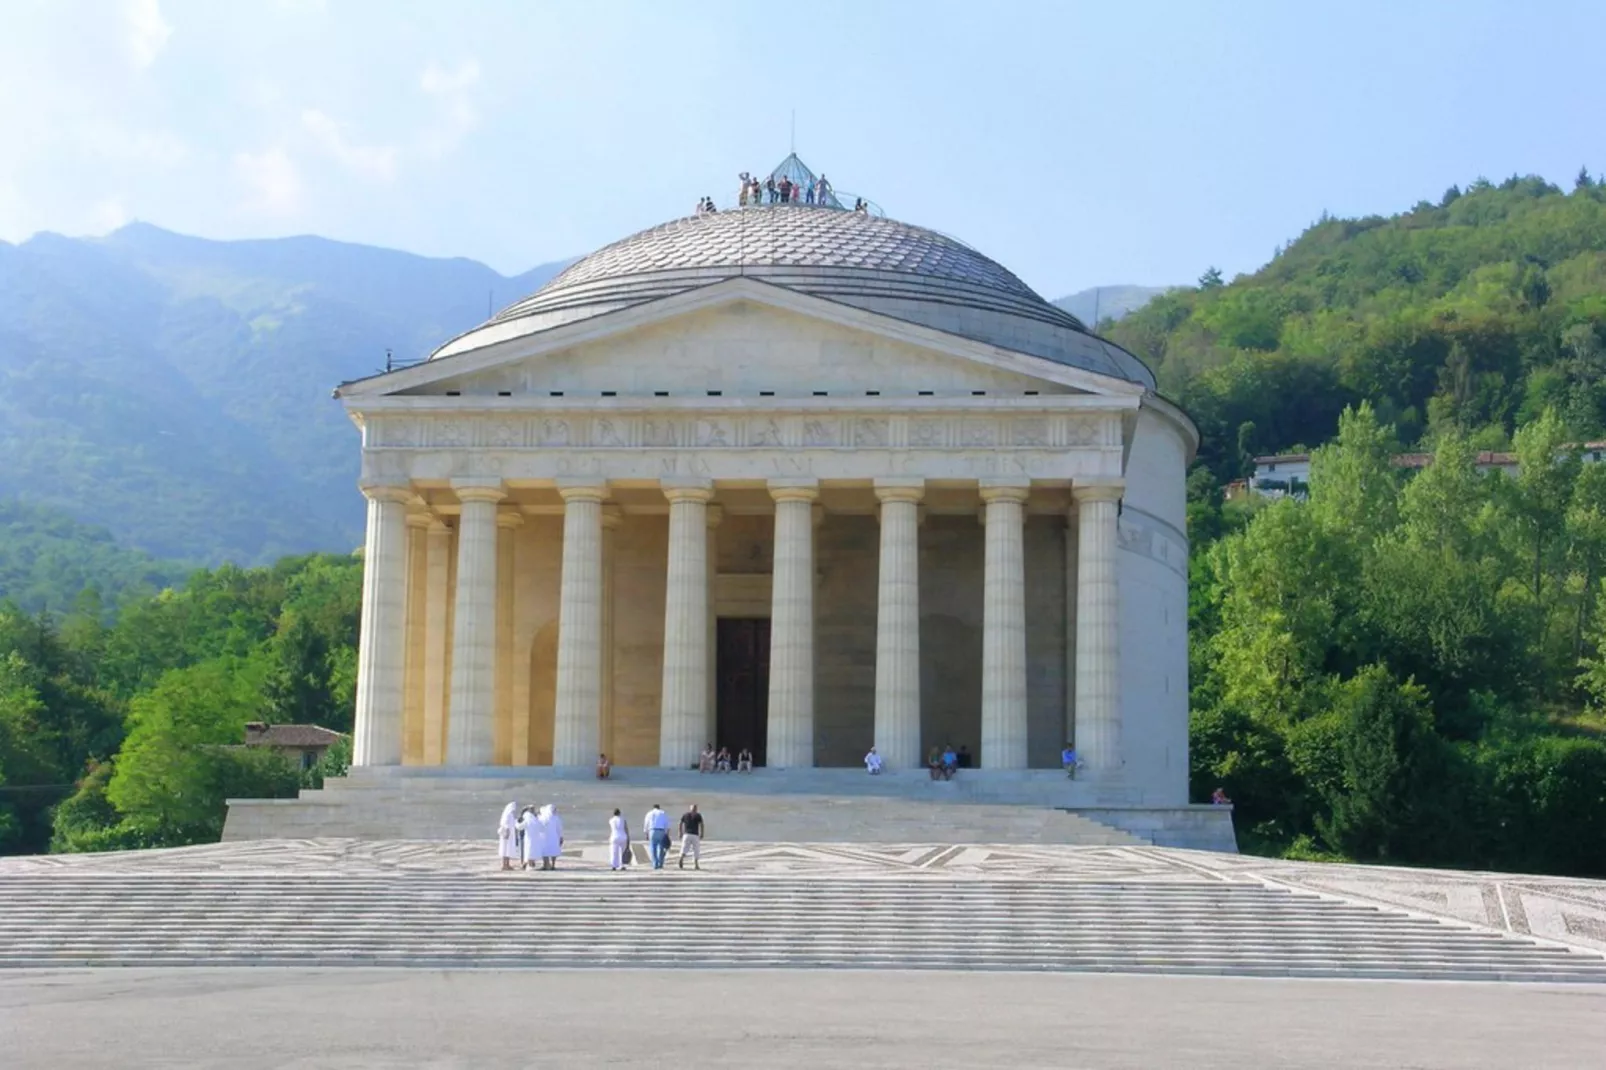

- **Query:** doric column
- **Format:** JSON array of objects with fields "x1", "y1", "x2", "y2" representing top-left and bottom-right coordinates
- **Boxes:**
[
  {"x1": 422, "y1": 518, "x2": 451, "y2": 764},
  {"x1": 492, "y1": 509, "x2": 522, "y2": 766},
  {"x1": 553, "y1": 482, "x2": 606, "y2": 766},
  {"x1": 351, "y1": 484, "x2": 411, "y2": 767},
  {"x1": 600, "y1": 504, "x2": 622, "y2": 760},
  {"x1": 705, "y1": 503, "x2": 724, "y2": 747},
  {"x1": 874, "y1": 479, "x2": 924, "y2": 769},
  {"x1": 659, "y1": 480, "x2": 713, "y2": 768},
  {"x1": 980, "y1": 482, "x2": 1030, "y2": 769},
  {"x1": 1063, "y1": 504, "x2": 1080, "y2": 751},
  {"x1": 445, "y1": 482, "x2": 505, "y2": 766},
  {"x1": 767, "y1": 479, "x2": 819, "y2": 768},
  {"x1": 1074, "y1": 482, "x2": 1124, "y2": 775},
  {"x1": 401, "y1": 511, "x2": 430, "y2": 764}
]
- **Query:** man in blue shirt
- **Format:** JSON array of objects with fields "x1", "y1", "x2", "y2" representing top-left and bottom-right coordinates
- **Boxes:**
[{"x1": 1062, "y1": 743, "x2": 1080, "y2": 779}]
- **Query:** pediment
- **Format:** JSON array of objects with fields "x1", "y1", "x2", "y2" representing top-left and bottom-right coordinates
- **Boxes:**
[{"x1": 339, "y1": 279, "x2": 1144, "y2": 402}]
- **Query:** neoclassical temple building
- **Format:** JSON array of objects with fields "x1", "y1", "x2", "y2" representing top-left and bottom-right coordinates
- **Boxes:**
[{"x1": 335, "y1": 183, "x2": 1195, "y2": 805}]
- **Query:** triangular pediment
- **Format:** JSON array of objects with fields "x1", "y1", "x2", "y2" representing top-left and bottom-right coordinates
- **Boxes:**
[{"x1": 337, "y1": 278, "x2": 1144, "y2": 401}]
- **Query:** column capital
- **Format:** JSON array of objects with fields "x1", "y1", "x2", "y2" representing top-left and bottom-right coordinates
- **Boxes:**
[
  {"x1": 706, "y1": 503, "x2": 725, "y2": 527},
  {"x1": 664, "y1": 478, "x2": 716, "y2": 504},
  {"x1": 405, "y1": 510, "x2": 434, "y2": 529},
  {"x1": 451, "y1": 480, "x2": 506, "y2": 505},
  {"x1": 557, "y1": 480, "x2": 609, "y2": 504},
  {"x1": 1072, "y1": 481, "x2": 1125, "y2": 505},
  {"x1": 979, "y1": 481, "x2": 1031, "y2": 505},
  {"x1": 601, "y1": 503, "x2": 625, "y2": 529},
  {"x1": 768, "y1": 478, "x2": 820, "y2": 504},
  {"x1": 496, "y1": 508, "x2": 524, "y2": 530},
  {"x1": 427, "y1": 517, "x2": 451, "y2": 534},
  {"x1": 360, "y1": 482, "x2": 413, "y2": 505},
  {"x1": 874, "y1": 478, "x2": 925, "y2": 505}
]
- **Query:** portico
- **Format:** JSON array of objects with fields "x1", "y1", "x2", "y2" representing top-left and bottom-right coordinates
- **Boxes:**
[{"x1": 336, "y1": 200, "x2": 1195, "y2": 804}]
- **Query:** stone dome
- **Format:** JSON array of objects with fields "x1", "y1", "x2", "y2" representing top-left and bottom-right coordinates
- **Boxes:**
[{"x1": 430, "y1": 206, "x2": 1155, "y2": 388}]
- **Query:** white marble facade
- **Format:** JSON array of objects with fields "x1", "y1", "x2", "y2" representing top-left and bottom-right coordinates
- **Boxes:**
[{"x1": 337, "y1": 208, "x2": 1196, "y2": 804}]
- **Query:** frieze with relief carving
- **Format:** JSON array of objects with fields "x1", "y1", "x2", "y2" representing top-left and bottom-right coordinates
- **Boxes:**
[{"x1": 365, "y1": 412, "x2": 1125, "y2": 452}]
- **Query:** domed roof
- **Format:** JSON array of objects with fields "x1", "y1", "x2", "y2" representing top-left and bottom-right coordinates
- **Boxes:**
[{"x1": 431, "y1": 206, "x2": 1154, "y2": 388}]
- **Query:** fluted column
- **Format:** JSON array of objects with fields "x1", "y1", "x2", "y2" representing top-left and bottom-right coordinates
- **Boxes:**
[
  {"x1": 422, "y1": 519, "x2": 451, "y2": 764},
  {"x1": 445, "y1": 482, "x2": 505, "y2": 766},
  {"x1": 767, "y1": 479, "x2": 819, "y2": 768},
  {"x1": 705, "y1": 504, "x2": 724, "y2": 747},
  {"x1": 352, "y1": 484, "x2": 411, "y2": 767},
  {"x1": 659, "y1": 481, "x2": 713, "y2": 768},
  {"x1": 600, "y1": 504, "x2": 622, "y2": 761},
  {"x1": 980, "y1": 482, "x2": 1030, "y2": 769},
  {"x1": 553, "y1": 482, "x2": 606, "y2": 766},
  {"x1": 1064, "y1": 503, "x2": 1081, "y2": 752},
  {"x1": 874, "y1": 479, "x2": 923, "y2": 769},
  {"x1": 1074, "y1": 482, "x2": 1124, "y2": 775},
  {"x1": 401, "y1": 511, "x2": 430, "y2": 764},
  {"x1": 492, "y1": 509, "x2": 522, "y2": 766}
]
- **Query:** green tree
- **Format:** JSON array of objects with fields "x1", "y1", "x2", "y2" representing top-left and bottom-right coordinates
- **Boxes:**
[{"x1": 1319, "y1": 666, "x2": 1441, "y2": 861}]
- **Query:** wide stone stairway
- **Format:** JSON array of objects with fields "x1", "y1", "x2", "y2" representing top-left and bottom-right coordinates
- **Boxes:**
[
  {"x1": 222, "y1": 768, "x2": 1235, "y2": 850},
  {"x1": 4, "y1": 840, "x2": 1606, "y2": 981}
]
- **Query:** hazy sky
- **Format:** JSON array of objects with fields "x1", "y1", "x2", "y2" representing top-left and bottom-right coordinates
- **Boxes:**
[{"x1": 3, "y1": 0, "x2": 1603, "y2": 297}]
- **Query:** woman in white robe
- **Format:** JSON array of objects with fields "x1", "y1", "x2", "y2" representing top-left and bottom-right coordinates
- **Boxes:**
[
  {"x1": 538, "y1": 804, "x2": 564, "y2": 870},
  {"x1": 608, "y1": 808, "x2": 629, "y2": 871},
  {"x1": 497, "y1": 802, "x2": 520, "y2": 871},
  {"x1": 517, "y1": 806, "x2": 541, "y2": 870}
]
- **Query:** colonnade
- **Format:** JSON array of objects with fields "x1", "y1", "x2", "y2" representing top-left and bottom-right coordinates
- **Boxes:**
[{"x1": 350, "y1": 477, "x2": 1125, "y2": 773}]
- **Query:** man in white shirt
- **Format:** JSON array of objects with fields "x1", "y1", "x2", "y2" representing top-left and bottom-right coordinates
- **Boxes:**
[
  {"x1": 644, "y1": 804, "x2": 672, "y2": 869},
  {"x1": 864, "y1": 747, "x2": 883, "y2": 775}
]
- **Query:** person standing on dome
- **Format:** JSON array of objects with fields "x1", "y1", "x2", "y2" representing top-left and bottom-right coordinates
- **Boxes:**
[
  {"x1": 765, "y1": 176, "x2": 776, "y2": 203},
  {"x1": 804, "y1": 181, "x2": 815, "y2": 205},
  {"x1": 737, "y1": 173, "x2": 750, "y2": 207},
  {"x1": 816, "y1": 174, "x2": 830, "y2": 203}
]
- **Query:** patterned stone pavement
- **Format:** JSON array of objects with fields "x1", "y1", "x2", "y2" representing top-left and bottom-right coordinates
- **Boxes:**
[{"x1": 7, "y1": 838, "x2": 1606, "y2": 960}]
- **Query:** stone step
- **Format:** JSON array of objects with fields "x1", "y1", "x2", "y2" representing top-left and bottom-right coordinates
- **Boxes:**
[{"x1": 5, "y1": 873, "x2": 1605, "y2": 982}]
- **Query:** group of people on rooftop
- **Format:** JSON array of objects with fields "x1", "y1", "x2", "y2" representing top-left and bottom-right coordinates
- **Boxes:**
[
  {"x1": 738, "y1": 170, "x2": 831, "y2": 207},
  {"x1": 694, "y1": 172, "x2": 869, "y2": 215}
]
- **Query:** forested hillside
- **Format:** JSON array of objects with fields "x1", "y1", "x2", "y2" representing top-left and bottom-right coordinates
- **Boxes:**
[
  {"x1": 0, "y1": 499, "x2": 190, "y2": 615},
  {"x1": 0, "y1": 224, "x2": 566, "y2": 564},
  {"x1": 1109, "y1": 173, "x2": 1606, "y2": 476}
]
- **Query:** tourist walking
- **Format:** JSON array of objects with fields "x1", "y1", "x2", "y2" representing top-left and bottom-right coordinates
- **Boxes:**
[
  {"x1": 608, "y1": 808, "x2": 630, "y2": 871},
  {"x1": 497, "y1": 802, "x2": 520, "y2": 871},
  {"x1": 644, "y1": 803, "x2": 672, "y2": 869},
  {"x1": 678, "y1": 804, "x2": 705, "y2": 870}
]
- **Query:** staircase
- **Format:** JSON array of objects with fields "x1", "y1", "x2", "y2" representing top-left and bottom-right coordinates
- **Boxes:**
[
  {"x1": 3, "y1": 869, "x2": 1604, "y2": 980},
  {"x1": 224, "y1": 769, "x2": 1234, "y2": 849}
]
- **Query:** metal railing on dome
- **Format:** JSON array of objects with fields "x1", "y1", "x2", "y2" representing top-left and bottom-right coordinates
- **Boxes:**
[{"x1": 698, "y1": 152, "x2": 885, "y2": 217}]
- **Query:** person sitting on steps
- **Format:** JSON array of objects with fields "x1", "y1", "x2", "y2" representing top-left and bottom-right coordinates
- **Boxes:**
[
  {"x1": 698, "y1": 744, "x2": 716, "y2": 773},
  {"x1": 864, "y1": 747, "x2": 883, "y2": 775},
  {"x1": 736, "y1": 748, "x2": 753, "y2": 773},
  {"x1": 596, "y1": 753, "x2": 612, "y2": 779},
  {"x1": 715, "y1": 747, "x2": 732, "y2": 773}
]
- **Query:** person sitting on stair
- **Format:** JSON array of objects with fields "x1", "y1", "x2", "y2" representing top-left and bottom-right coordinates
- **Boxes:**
[
  {"x1": 864, "y1": 747, "x2": 883, "y2": 775},
  {"x1": 698, "y1": 744, "x2": 716, "y2": 773}
]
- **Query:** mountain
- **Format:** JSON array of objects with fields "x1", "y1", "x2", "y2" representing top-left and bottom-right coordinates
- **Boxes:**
[
  {"x1": 0, "y1": 224, "x2": 568, "y2": 563},
  {"x1": 1053, "y1": 285, "x2": 1171, "y2": 326},
  {"x1": 1104, "y1": 174, "x2": 1606, "y2": 477}
]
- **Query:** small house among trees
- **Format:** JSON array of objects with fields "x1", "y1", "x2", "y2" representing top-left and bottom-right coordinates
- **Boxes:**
[{"x1": 243, "y1": 722, "x2": 346, "y2": 771}]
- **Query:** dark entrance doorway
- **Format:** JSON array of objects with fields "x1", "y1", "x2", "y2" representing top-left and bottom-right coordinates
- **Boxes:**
[{"x1": 716, "y1": 617, "x2": 770, "y2": 767}]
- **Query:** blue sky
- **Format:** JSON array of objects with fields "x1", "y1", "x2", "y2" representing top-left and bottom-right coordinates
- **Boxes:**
[{"x1": 3, "y1": 0, "x2": 1603, "y2": 298}]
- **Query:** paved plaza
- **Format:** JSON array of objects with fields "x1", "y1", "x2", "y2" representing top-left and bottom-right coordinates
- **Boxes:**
[{"x1": 4, "y1": 967, "x2": 1605, "y2": 1069}]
